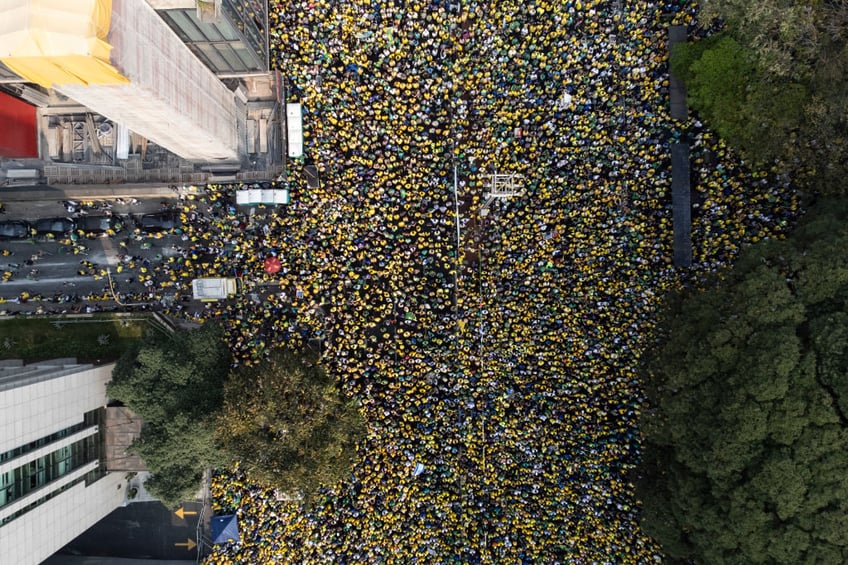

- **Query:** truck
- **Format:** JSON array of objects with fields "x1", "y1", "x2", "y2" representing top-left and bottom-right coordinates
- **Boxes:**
[{"x1": 191, "y1": 277, "x2": 241, "y2": 301}]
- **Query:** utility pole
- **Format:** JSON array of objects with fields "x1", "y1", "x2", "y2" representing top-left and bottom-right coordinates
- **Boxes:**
[{"x1": 453, "y1": 163, "x2": 461, "y2": 312}]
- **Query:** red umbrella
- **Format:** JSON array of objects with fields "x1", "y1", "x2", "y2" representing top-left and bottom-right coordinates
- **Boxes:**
[{"x1": 263, "y1": 256, "x2": 281, "y2": 274}]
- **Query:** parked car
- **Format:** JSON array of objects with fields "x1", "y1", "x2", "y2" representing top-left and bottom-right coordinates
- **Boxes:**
[
  {"x1": 136, "y1": 211, "x2": 180, "y2": 232},
  {"x1": 76, "y1": 215, "x2": 124, "y2": 236},
  {"x1": 34, "y1": 217, "x2": 76, "y2": 237},
  {"x1": 0, "y1": 220, "x2": 32, "y2": 240}
]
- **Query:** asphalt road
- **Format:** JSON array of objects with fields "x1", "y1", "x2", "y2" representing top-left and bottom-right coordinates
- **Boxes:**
[
  {"x1": 0, "y1": 185, "x2": 295, "y2": 325},
  {"x1": 51, "y1": 501, "x2": 205, "y2": 561},
  {"x1": 0, "y1": 195, "x2": 185, "y2": 311}
]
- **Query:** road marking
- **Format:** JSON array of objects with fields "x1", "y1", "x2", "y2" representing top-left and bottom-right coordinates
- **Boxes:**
[
  {"x1": 101, "y1": 237, "x2": 119, "y2": 266},
  {"x1": 174, "y1": 507, "x2": 197, "y2": 520},
  {"x1": 175, "y1": 538, "x2": 196, "y2": 551}
]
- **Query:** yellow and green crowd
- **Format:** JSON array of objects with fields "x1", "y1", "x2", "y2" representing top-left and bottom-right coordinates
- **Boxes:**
[{"x1": 106, "y1": 0, "x2": 801, "y2": 563}]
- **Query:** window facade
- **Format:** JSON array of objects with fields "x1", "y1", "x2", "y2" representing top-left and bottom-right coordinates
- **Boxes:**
[
  {"x1": 0, "y1": 410, "x2": 102, "y2": 518},
  {"x1": 159, "y1": 3, "x2": 268, "y2": 75},
  {"x1": 0, "y1": 423, "x2": 86, "y2": 464},
  {"x1": 0, "y1": 469, "x2": 102, "y2": 527}
]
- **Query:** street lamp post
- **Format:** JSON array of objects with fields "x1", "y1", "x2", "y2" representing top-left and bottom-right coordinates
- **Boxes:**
[{"x1": 453, "y1": 163, "x2": 461, "y2": 312}]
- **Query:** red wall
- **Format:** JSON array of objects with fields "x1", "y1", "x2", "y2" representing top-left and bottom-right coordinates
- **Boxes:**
[{"x1": 0, "y1": 91, "x2": 38, "y2": 158}]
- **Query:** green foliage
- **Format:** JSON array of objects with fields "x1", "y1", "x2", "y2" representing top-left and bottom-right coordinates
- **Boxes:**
[
  {"x1": 133, "y1": 417, "x2": 220, "y2": 508},
  {"x1": 108, "y1": 323, "x2": 230, "y2": 422},
  {"x1": 679, "y1": 1, "x2": 848, "y2": 192},
  {"x1": 669, "y1": 33, "x2": 711, "y2": 84},
  {"x1": 682, "y1": 35, "x2": 755, "y2": 135},
  {"x1": 107, "y1": 323, "x2": 232, "y2": 508},
  {"x1": 674, "y1": 34, "x2": 808, "y2": 165},
  {"x1": 216, "y1": 349, "x2": 366, "y2": 501},
  {"x1": 639, "y1": 199, "x2": 848, "y2": 563},
  {"x1": 108, "y1": 324, "x2": 365, "y2": 508},
  {"x1": 701, "y1": 0, "x2": 822, "y2": 80}
]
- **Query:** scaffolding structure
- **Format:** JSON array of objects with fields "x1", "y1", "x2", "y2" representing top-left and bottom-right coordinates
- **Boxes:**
[{"x1": 481, "y1": 171, "x2": 524, "y2": 216}]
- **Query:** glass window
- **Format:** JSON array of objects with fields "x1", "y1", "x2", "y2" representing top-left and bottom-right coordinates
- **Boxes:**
[
  {"x1": 0, "y1": 473, "x2": 93, "y2": 526},
  {"x1": 0, "y1": 471, "x2": 10, "y2": 506},
  {"x1": 168, "y1": 10, "x2": 206, "y2": 42},
  {"x1": 217, "y1": 20, "x2": 241, "y2": 42},
  {"x1": 198, "y1": 22, "x2": 224, "y2": 42},
  {"x1": 0, "y1": 421, "x2": 88, "y2": 463},
  {"x1": 234, "y1": 46, "x2": 260, "y2": 70},
  {"x1": 198, "y1": 43, "x2": 230, "y2": 73},
  {"x1": 0, "y1": 434, "x2": 99, "y2": 510},
  {"x1": 216, "y1": 44, "x2": 247, "y2": 72}
]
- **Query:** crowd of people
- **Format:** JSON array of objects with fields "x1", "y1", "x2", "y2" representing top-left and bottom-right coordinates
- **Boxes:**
[
  {"x1": 195, "y1": 0, "x2": 802, "y2": 563},
  {"x1": 2, "y1": 0, "x2": 799, "y2": 561}
]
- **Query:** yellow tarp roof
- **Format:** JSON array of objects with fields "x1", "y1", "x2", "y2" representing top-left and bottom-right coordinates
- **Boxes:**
[{"x1": 0, "y1": 0, "x2": 128, "y2": 87}]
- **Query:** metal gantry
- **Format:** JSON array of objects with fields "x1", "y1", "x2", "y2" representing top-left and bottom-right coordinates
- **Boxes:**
[{"x1": 481, "y1": 171, "x2": 524, "y2": 216}]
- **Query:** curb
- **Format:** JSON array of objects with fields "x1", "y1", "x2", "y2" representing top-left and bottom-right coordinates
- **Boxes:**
[{"x1": 0, "y1": 184, "x2": 181, "y2": 202}]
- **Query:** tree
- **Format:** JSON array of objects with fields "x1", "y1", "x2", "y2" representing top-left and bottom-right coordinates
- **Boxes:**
[
  {"x1": 638, "y1": 199, "x2": 848, "y2": 563},
  {"x1": 675, "y1": 1, "x2": 848, "y2": 193},
  {"x1": 107, "y1": 323, "x2": 232, "y2": 507},
  {"x1": 108, "y1": 324, "x2": 365, "y2": 507},
  {"x1": 108, "y1": 322, "x2": 230, "y2": 421},
  {"x1": 699, "y1": 0, "x2": 822, "y2": 80},
  {"x1": 216, "y1": 349, "x2": 366, "y2": 500},
  {"x1": 671, "y1": 35, "x2": 754, "y2": 137},
  {"x1": 671, "y1": 34, "x2": 807, "y2": 165}
]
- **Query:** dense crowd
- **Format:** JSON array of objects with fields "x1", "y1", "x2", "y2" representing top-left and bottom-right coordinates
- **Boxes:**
[
  {"x1": 197, "y1": 0, "x2": 801, "y2": 563},
  {"x1": 57, "y1": 0, "x2": 803, "y2": 562}
]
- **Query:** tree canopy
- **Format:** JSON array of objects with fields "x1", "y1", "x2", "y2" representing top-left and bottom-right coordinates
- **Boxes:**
[
  {"x1": 672, "y1": 0, "x2": 848, "y2": 193},
  {"x1": 107, "y1": 325, "x2": 365, "y2": 507},
  {"x1": 216, "y1": 349, "x2": 366, "y2": 500},
  {"x1": 638, "y1": 199, "x2": 848, "y2": 563},
  {"x1": 107, "y1": 323, "x2": 232, "y2": 507}
]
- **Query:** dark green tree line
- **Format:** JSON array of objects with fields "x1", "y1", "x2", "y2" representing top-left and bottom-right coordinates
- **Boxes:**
[{"x1": 639, "y1": 199, "x2": 848, "y2": 563}]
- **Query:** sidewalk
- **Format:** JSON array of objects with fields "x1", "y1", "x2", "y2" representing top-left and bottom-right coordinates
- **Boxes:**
[{"x1": 0, "y1": 183, "x2": 183, "y2": 203}]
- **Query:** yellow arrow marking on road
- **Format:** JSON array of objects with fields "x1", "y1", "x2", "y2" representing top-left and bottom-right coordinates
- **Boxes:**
[
  {"x1": 174, "y1": 507, "x2": 198, "y2": 520},
  {"x1": 175, "y1": 538, "x2": 197, "y2": 551}
]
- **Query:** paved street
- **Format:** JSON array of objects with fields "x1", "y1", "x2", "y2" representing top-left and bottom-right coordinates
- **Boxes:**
[
  {"x1": 0, "y1": 186, "x2": 191, "y2": 312},
  {"x1": 48, "y1": 501, "x2": 206, "y2": 561}
]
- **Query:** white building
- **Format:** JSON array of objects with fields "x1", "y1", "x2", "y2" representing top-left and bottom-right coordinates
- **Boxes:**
[
  {"x1": 40, "y1": 0, "x2": 243, "y2": 162},
  {"x1": 0, "y1": 359, "x2": 126, "y2": 565}
]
